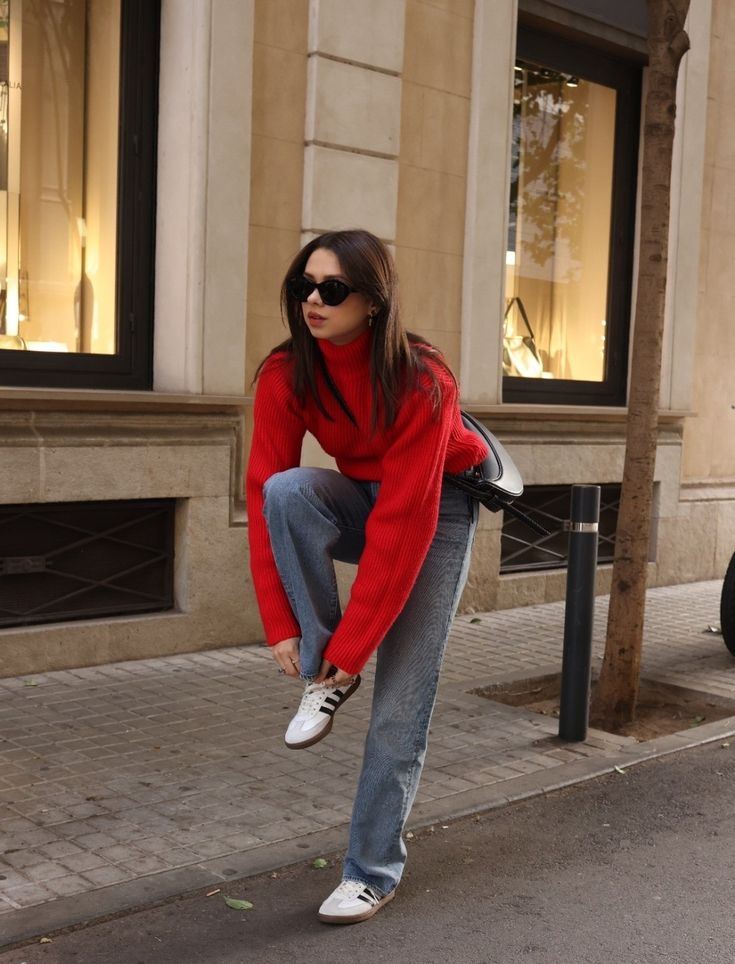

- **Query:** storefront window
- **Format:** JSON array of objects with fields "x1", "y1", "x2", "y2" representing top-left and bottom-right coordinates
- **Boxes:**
[
  {"x1": 504, "y1": 29, "x2": 641, "y2": 406},
  {"x1": 506, "y1": 62, "x2": 615, "y2": 383},
  {"x1": 0, "y1": 0, "x2": 120, "y2": 354},
  {"x1": 0, "y1": 0, "x2": 159, "y2": 389}
]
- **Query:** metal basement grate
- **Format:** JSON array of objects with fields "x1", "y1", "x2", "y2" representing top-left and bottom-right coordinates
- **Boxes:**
[
  {"x1": 0, "y1": 499, "x2": 175, "y2": 628},
  {"x1": 500, "y1": 483, "x2": 621, "y2": 574}
]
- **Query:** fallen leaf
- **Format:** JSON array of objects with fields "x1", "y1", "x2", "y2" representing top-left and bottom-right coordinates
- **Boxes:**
[
  {"x1": 405, "y1": 831, "x2": 414, "y2": 840},
  {"x1": 270, "y1": 872, "x2": 278, "y2": 879},
  {"x1": 688, "y1": 715, "x2": 706, "y2": 727},
  {"x1": 721, "y1": 742, "x2": 730, "y2": 749},
  {"x1": 470, "y1": 617, "x2": 482, "y2": 624},
  {"x1": 24, "y1": 680, "x2": 39, "y2": 687},
  {"x1": 312, "y1": 858, "x2": 328, "y2": 869},
  {"x1": 39, "y1": 937, "x2": 52, "y2": 944},
  {"x1": 223, "y1": 896, "x2": 253, "y2": 911}
]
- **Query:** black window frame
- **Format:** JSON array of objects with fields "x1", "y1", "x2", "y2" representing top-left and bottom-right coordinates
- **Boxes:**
[
  {"x1": 503, "y1": 26, "x2": 642, "y2": 407},
  {"x1": 0, "y1": 0, "x2": 160, "y2": 390}
]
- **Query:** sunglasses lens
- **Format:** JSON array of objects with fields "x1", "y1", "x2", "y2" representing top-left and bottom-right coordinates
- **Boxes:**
[
  {"x1": 287, "y1": 277, "x2": 314, "y2": 301},
  {"x1": 288, "y1": 276, "x2": 353, "y2": 306},
  {"x1": 319, "y1": 280, "x2": 352, "y2": 306}
]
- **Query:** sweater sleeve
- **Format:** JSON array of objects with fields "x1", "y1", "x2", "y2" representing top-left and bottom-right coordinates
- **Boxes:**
[
  {"x1": 246, "y1": 356, "x2": 306, "y2": 644},
  {"x1": 323, "y1": 368, "x2": 460, "y2": 674}
]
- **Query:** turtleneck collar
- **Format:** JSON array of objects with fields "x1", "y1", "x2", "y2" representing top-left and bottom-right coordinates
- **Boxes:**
[{"x1": 316, "y1": 327, "x2": 373, "y2": 368}]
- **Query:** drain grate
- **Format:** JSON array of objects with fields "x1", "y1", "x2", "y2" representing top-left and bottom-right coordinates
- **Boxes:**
[
  {"x1": 501, "y1": 483, "x2": 621, "y2": 573},
  {"x1": 0, "y1": 499, "x2": 175, "y2": 628}
]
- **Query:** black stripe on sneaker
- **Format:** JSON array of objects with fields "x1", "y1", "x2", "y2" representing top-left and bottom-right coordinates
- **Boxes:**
[
  {"x1": 319, "y1": 706, "x2": 334, "y2": 716},
  {"x1": 357, "y1": 888, "x2": 379, "y2": 905},
  {"x1": 324, "y1": 696, "x2": 340, "y2": 707}
]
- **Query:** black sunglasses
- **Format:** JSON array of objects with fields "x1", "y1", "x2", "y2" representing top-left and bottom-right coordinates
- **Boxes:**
[{"x1": 287, "y1": 276, "x2": 356, "y2": 307}]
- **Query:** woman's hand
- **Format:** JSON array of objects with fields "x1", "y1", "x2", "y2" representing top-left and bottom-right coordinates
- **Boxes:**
[
  {"x1": 315, "y1": 658, "x2": 355, "y2": 687},
  {"x1": 271, "y1": 637, "x2": 301, "y2": 678}
]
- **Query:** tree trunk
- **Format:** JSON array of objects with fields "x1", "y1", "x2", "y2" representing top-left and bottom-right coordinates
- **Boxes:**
[{"x1": 591, "y1": 0, "x2": 691, "y2": 729}]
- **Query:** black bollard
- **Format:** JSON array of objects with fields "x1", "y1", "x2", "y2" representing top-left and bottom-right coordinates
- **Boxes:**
[{"x1": 558, "y1": 485, "x2": 601, "y2": 742}]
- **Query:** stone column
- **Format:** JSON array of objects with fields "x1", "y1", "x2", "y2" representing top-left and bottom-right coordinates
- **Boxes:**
[
  {"x1": 661, "y1": 0, "x2": 712, "y2": 412},
  {"x1": 155, "y1": 0, "x2": 254, "y2": 395},
  {"x1": 302, "y1": 0, "x2": 406, "y2": 242},
  {"x1": 460, "y1": 0, "x2": 519, "y2": 405}
]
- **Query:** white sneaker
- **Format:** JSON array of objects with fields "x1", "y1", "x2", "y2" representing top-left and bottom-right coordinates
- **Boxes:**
[
  {"x1": 284, "y1": 676, "x2": 361, "y2": 749},
  {"x1": 318, "y1": 879, "x2": 395, "y2": 924}
]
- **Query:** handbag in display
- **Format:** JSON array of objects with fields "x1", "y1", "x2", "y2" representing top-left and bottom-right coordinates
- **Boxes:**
[
  {"x1": 503, "y1": 296, "x2": 543, "y2": 379},
  {"x1": 447, "y1": 411, "x2": 549, "y2": 536}
]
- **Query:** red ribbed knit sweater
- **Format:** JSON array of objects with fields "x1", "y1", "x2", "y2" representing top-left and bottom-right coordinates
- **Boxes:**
[{"x1": 246, "y1": 329, "x2": 488, "y2": 675}]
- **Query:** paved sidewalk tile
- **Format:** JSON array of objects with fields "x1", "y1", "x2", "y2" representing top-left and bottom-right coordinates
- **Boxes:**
[{"x1": 0, "y1": 580, "x2": 733, "y2": 920}]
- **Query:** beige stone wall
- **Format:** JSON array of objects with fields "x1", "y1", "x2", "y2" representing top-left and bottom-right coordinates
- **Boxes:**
[
  {"x1": 394, "y1": 0, "x2": 475, "y2": 371},
  {"x1": 682, "y1": 0, "x2": 735, "y2": 484},
  {"x1": 246, "y1": 0, "x2": 476, "y2": 373},
  {"x1": 0, "y1": 409, "x2": 256, "y2": 678},
  {"x1": 246, "y1": 0, "x2": 309, "y2": 384}
]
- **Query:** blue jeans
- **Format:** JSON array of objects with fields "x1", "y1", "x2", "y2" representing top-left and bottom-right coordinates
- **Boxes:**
[{"x1": 262, "y1": 467, "x2": 478, "y2": 895}]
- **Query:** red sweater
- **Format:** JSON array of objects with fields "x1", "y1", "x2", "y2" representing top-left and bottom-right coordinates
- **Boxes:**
[{"x1": 246, "y1": 329, "x2": 488, "y2": 674}]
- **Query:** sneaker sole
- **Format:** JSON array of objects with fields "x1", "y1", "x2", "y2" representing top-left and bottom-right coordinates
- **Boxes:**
[
  {"x1": 318, "y1": 887, "x2": 395, "y2": 924},
  {"x1": 284, "y1": 675, "x2": 361, "y2": 750}
]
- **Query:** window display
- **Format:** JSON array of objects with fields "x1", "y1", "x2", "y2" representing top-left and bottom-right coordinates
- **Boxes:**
[
  {"x1": 506, "y1": 59, "x2": 616, "y2": 383},
  {"x1": 0, "y1": 0, "x2": 120, "y2": 355}
]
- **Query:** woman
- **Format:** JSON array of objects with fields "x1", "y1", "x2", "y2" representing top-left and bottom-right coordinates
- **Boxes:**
[{"x1": 246, "y1": 229, "x2": 487, "y2": 924}]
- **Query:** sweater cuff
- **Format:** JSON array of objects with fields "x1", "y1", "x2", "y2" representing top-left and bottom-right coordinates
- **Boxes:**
[
  {"x1": 263, "y1": 613, "x2": 301, "y2": 646},
  {"x1": 322, "y1": 637, "x2": 372, "y2": 676}
]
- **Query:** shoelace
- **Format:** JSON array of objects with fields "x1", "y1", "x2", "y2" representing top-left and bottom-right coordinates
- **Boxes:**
[
  {"x1": 298, "y1": 682, "x2": 333, "y2": 715},
  {"x1": 297, "y1": 677, "x2": 356, "y2": 716},
  {"x1": 333, "y1": 880, "x2": 376, "y2": 904}
]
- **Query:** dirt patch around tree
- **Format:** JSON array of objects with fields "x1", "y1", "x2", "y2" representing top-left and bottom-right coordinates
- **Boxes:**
[{"x1": 472, "y1": 674, "x2": 735, "y2": 742}]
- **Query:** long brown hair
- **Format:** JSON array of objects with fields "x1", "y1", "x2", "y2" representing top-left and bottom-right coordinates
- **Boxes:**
[{"x1": 255, "y1": 229, "x2": 455, "y2": 429}]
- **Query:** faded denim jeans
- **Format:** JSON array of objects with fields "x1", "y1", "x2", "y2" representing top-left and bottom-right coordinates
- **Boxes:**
[{"x1": 262, "y1": 467, "x2": 478, "y2": 895}]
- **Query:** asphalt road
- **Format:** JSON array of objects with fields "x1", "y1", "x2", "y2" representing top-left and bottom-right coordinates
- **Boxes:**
[{"x1": 3, "y1": 741, "x2": 735, "y2": 964}]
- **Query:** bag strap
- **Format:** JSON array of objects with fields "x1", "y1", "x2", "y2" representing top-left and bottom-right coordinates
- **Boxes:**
[
  {"x1": 487, "y1": 495, "x2": 551, "y2": 537},
  {"x1": 504, "y1": 296, "x2": 537, "y2": 342},
  {"x1": 447, "y1": 474, "x2": 550, "y2": 536}
]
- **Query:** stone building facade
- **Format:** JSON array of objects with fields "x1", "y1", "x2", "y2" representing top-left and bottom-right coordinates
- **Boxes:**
[{"x1": 0, "y1": 0, "x2": 733, "y2": 677}]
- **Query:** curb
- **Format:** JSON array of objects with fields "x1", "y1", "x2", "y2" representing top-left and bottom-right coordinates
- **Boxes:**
[{"x1": 4, "y1": 715, "x2": 735, "y2": 951}]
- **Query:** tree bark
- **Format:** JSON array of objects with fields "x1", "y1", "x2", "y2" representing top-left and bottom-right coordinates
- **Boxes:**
[{"x1": 591, "y1": 0, "x2": 690, "y2": 728}]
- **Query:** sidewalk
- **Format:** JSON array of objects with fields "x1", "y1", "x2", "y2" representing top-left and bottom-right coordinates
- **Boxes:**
[{"x1": 1, "y1": 580, "x2": 734, "y2": 947}]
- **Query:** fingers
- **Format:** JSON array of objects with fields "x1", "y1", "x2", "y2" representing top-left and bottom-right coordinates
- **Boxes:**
[
  {"x1": 272, "y1": 645, "x2": 354, "y2": 686},
  {"x1": 315, "y1": 659, "x2": 354, "y2": 687},
  {"x1": 271, "y1": 638, "x2": 301, "y2": 678}
]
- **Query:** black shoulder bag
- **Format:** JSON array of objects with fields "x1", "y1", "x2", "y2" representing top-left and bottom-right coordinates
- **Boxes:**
[{"x1": 446, "y1": 411, "x2": 549, "y2": 536}]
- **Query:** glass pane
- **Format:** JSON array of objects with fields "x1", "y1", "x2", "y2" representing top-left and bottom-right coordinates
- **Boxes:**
[
  {"x1": 505, "y1": 60, "x2": 616, "y2": 382},
  {"x1": 0, "y1": 0, "x2": 120, "y2": 355}
]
